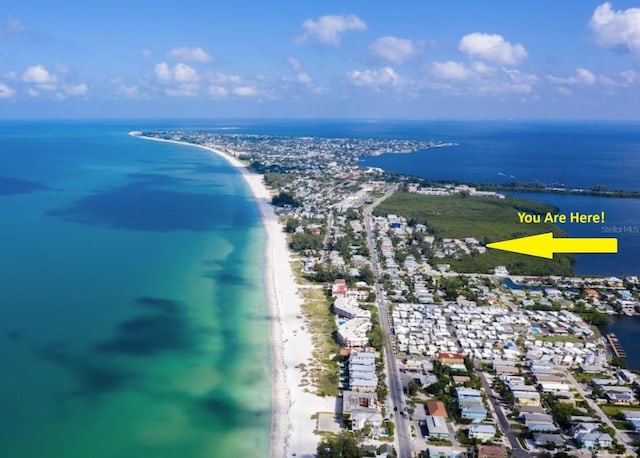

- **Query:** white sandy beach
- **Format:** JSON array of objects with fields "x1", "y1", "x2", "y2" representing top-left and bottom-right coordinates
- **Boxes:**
[{"x1": 131, "y1": 132, "x2": 332, "y2": 458}]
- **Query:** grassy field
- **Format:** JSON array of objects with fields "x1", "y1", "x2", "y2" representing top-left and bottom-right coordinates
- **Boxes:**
[
  {"x1": 298, "y1": 285, "x2": 341, "y2": 397},
  {"x1": 535, "y1": 335, "x2": 584, "y2": 343},
  {"x1": 374, "y1": 192, "x2": 574, "y2": 276},
  {"x1": 600, "y1": 404, "x2": 640, "y2": 419}
]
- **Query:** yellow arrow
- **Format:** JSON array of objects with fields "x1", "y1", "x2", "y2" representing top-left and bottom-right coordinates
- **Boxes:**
[{"x1": 486, "y1": 232, "x2": 618, "y2": 259}]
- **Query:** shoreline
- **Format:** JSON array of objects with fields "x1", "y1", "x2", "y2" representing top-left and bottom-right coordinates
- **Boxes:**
[{"x1": 131, "y1": 132, "x2": 329, "y2": 458}]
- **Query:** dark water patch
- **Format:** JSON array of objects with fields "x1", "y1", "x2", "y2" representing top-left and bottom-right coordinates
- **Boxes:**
[
  {"x1": 202, "y1": 240, "x2": 264, "y2": 368},
  {"x1": 204, "y1": 268, "x2": 250, "y2": 287},
  {"x1": 142, "y1": 163, "x2": 234, "y2": 175},
  {"x1": 202, "y1": 259, "x2": 251, "y2": 286},
  {"x1": 125, "y1": 172, "x2": 215, "y2": 187},
  {"x1": 48, "y1": 172, "x2": 257, "y2": 232},
  {"x1": 606, "y1": 316, "x2": 640, "y2": 371},
  {"x1": 191, "y1": 388, "x2": 269, "y2": 429},
  {"x1": 0, "y1": 175, "x2": 49, "y2": 195},
  {"x1": 36, "y1": 341, "x2": 137, "y2": 398},
  {"x1": 94, "y1": 297, "x2": 196, "y2": 357},
  {"x1": 4, "y1": 329, "x2": 23, "y2": 342}
]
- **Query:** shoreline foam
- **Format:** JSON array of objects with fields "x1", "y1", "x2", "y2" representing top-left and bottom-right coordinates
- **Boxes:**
[{"x1": 131, "y1": 132, "x2": 331, "y2": 458}]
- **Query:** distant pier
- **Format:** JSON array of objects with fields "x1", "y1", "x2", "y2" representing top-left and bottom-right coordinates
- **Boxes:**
[{"x1": 607, "y1": 333, "x2": 627, "y2": 358}]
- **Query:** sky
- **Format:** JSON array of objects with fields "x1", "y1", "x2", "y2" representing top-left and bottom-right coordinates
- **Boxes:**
[{"x1": 1, "y1": 1, "x2": 640, "y2": 120}]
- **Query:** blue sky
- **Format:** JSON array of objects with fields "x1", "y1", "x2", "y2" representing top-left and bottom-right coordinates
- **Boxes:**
[{"x1": 1, "y1": 1, "x2": 640, "y2": 119}]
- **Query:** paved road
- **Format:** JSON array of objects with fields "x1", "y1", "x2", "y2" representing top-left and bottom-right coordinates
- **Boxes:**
[
  {"x1": 477, "y1": 371, "x2": 530, "y2": 458},
  {"x1": 363, "y1": 185, "x2": 414, "y2": 458},
  {"x1": 319, "y1": 211, "x2": 334, "y2": 264}
]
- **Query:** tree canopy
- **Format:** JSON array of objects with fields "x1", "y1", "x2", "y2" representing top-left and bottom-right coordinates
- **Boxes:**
[{"x1": 316, "y1": 431, "x2": 364, "y2": 458}]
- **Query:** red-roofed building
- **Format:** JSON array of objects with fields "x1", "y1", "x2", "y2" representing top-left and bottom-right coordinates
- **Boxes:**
[
  {"x1": 438, "y1": 352, "x2": 465, "y2": 366},
  {"x1": 332, "y1": 279, "x2": 348, "y2": 297},
  {"x1": 425, "y1": 401, "x2": 448, "y2": 418}
]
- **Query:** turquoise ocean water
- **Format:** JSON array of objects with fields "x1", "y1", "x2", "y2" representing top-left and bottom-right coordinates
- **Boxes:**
[{"x1": 0, "y1": 121, "x2": 271, "y2": 457}]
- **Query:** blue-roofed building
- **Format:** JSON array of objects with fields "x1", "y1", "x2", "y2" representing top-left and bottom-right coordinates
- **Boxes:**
[
  {"x1": 575, "y1": 432, "x2": 613, "y2": 450},
  {"x1": 460, "y1": 404, "x2": 487, "y2": 422}
]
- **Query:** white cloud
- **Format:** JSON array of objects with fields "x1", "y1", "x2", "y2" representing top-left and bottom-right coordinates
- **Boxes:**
[
  {"x1": 208, "y1": 85, "x2": 229, "y2": 98},
  {"x1": 155, "y1": 62, "x2": 200, "y2": 96},
  {"x1": 430, "y1": 61, "x2": 471, "y2": 81},
  {"x1": 547, "y1": 68, "x2": 597, "y2": 85},
  {"x1": 52, "y1": 63, "x2": 71, "y2": 74},
  {"x1": 110, "y1": 77, "x2": 146, "y2": 99},
  {"x1": 167, "y1": 46, "x2": 213, "y2": 63},
  {"x1": 22, "y1": 65, "x2": 57, "y2": 84},
  {"x1": 590, "y1": 2, "x2": 640, "y2": 55},
  {"x1": 141, "y1": 48, "x2": 153, "y2": 58},
  {"x1": 297, "y1": 14, "x2": 367, "y2": 46},
  {"x1": 577, "y1": 68, "x2": 596, "y2": 85},
  {"x1": 173, "y1": 62, "x2": 199, "y2": 83},
  {"x1": 119, "y1": 85, "x2": 141, "y2": 98},
  {"x1": 619, "y1": 69, "x2": 638, "y2": 84},
  {"x1": 545, "y1": 67, "x2": 640, "y2": 92},
  {"x1": 348, "y1": 66, "x2": 404, "y2": 91},
  {"x1": 232, "y1": 86, "x2": 259, "y2": 97},
  {"x1": 370, "y1": 36, "x2": 419, "y2": 63},
  {"x1": 205, "y1": 73, "x2": 272, "y2": 98},
  {"x1": 165, "y1": 84, "x2": 199, "y2": 97},
  {"x1": 459, "y1": 32, "x2": 527, "y2": 65},
  {"x1": 154, "y1": 62, "x2": 172, "y2": 81},
  {"x1": 427, "y1": 61, "x2": 537, "y2": 95},
  {"x1": 0, "y1": 16, "x2": 26, "y2": 36},
  {"x1": 0, "y1": 82, "x2": 15, "y2": 98},
  {"x1": 27, "y1": 88, "x2": 38, "y2": 97},
  {"x1": 286, "y1": 57, "x2": 302, "y2": 71},
  {"x1": 556, "y1": 86, "x2": 573, "y2": 96},
  {"x1": 155, "y1": 62, "x2": 199, "y2": 83},
  {"x1": 503, "y1": 68, "x2": 539, "y2": 85},
  {"x1": 472, "y1": 61, "x2": 495, "y2": 75},
  {"x1": 295, "y1": 72, "x2": 313, "y2": 84},
  {"x1": 210, "y1": 72, "x2": 242, "y2": 85},
  {"x1": 63, "y1": 83, "x2": 88, "y2": 96}
]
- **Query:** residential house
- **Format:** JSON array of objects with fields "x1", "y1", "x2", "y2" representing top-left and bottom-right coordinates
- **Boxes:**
[
  {"x1": 426, "y1": 400, "x2": 448, "y2": 418},
  {"x1": 426, "y1": 445, "x2": 465, "y2": 458},
  {"x1": 575, "y1": 432, "x2": 613, "y2": 450},
  {"x1": 342, "y1": 390, "x2": 382, "y2": 431},
  {"x1": 533, "y1": 433, "x2": 565, "y2": 448},
  {"x1": 468, "y1": 424, "x2": 496, "y2": 441},
  {"x1": 460, "y1": 404, "x2": 488, "y2": 422},
  {"x1": 425, "y1": 415, "x2": 449, "y2": 439}
]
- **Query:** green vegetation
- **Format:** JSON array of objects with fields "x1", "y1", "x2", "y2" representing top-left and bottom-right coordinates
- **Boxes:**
[
  {"x1": 574, "y1": 303, "x2": 610, "y2": 328},
  {"x1": 535, "y1": 335, "x2": 584, "y2": 344},
  {"x1": 361, "y1": 303, "x2": 384, "y2": 351},
  {"x1": 612, "y1": 420, "x2": 633, "y2": 430},
  {"x1": 600, "y1": 404, "x2": 640, "y2": 419},
  {"x1": 263, "y1": 172, "x2": 295, "y2": 189},
  {"x1": 271, "y1": 191, "x2": 301, "y2": 207},
  {"x1": 290, "y1": 231, "x2": 323, "y2": 251},
  {"x1": 610, "y1": 356, "x2": 626, "y2": 369},
  {"x1": 542, "y1": 393, "x2": 585, "y2": 429},
  {"x1": 571, "y1": 371, "x2": 606, "y2": 384},
  {"x1": 316, "y1": 431, "x2": 364, "y2": 458},
  {"x1": 374, "y1": 192, "x2": 574, "y2": 276},
  {"x1": 299, "y1": 287, "x2": 341, "y2": 397}
]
